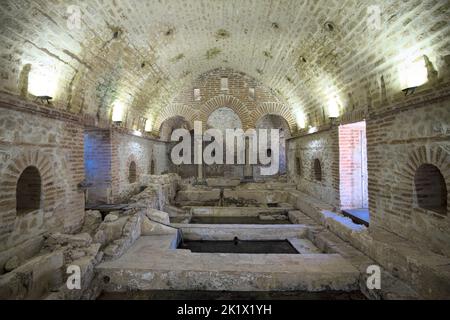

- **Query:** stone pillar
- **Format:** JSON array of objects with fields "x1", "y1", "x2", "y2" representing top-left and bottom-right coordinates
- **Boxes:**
[{"x1": 244, "y1": 138, "x2": 253, "y2": 179}]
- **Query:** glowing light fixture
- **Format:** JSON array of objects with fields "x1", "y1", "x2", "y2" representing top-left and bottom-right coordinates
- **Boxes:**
[
  {"x1": 328, "y1": 98, "x2": 340, "y2": 118},
  {"x1": 144, "y1": 119, "x2": 153, "y2": 132},
  {"x1": 111, "y1": 101, "x2": 126, "y2": 122},
  {"x1": 399, "y1": 55, "x2": 428, "y2": 94},
  {"x1": 294, "y1": 109, "x2": 306, "y2": 129},
  {"x1": 308, "y1": 126, "x2": 318, "y2": 134},
  {"x1": 28, "y1": 63, "x2": 59, "y2": 97}
]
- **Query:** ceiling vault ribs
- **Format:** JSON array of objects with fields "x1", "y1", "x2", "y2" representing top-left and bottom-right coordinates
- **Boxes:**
[{"x1": 0, "y1": 0, "x2": 447, "y2": 133}]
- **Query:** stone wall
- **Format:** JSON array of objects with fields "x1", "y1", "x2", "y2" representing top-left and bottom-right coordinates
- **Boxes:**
[
  {"x1": 287, "y1": 128, "x2": 340, "y2": 208},
  {"x1": 0, "y1": 102, "x2": 85, "y2": 252},
  {"x1": 287, "y1": 91, "x2": 450, "y2": 258},
  {"x1": 84, "y1": 129, "x2": 112, "y2": 205},
  {"x1": 367, "y1": 97, "x2": 450, "y2": 257},
  {"x1": 156, "y1": 68, "x2": 295, "y2": 132},
  {"x1": 110, "y1": 131, "x2": 168, "y2": 203}
]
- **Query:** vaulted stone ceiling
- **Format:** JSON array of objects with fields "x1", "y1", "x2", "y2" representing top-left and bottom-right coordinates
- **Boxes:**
[{"x1": 0, "y1": 0, "x2": 449, "y2": 131}]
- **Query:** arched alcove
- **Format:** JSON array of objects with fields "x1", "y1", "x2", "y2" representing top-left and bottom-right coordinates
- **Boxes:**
[
  {"x1": 16, "y1": 166, "x2": 42, "y2": 215},
  {"x1": 159, "y1": 116, "x2": 191, "y2": 142},
  {"x1": 206, "y1": 107, "x2": 243, "y2": 132},
  {"x1": 129, "y1": 161, "x2": 137, "y2": 183},
  {"x1": 255, "y1": 114, "x2": 291, "y2": 175},
  {"x1": 414, "y1": 164, "x2": 447, "y2": 215},
  {"x1": 314, "y1": 159, "x2": 322, "y2": 181},
  {"x1": 296, "y1": 156, "x2": 302, "y2": 176}
]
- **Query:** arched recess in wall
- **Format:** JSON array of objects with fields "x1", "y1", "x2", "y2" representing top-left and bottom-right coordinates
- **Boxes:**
[
  {"x1": 16, "y1": 166, "x2": 42, "y2": 214},
  {"x1": 205, "y1": 107, "x2": 243, "y2": 176},
  {"x1": 154, "y1": 104, "x2": 197, "y2": 135},
  {"x1": 252, "y1": 103, "x2": 296, "y2": 133},
  {"x1": 395, "y1": 146, "x2": 449, "y2": 218},
  {"x1": 0, "y1": 151, "x2": 56, "y2": 250},
  {"x1": 159, "y1": 116, "x2": 192, "y2": 142},
  {"x1": 296, "y1": 155, "x2": 302, "y2": 176},
  {"x1": 314, "y1": 159, "x2": 322, "y2": 181},
  {"x1": 255, "y1": 114, "x2": 291, "y2": 175},
  {"x1": 414, "y1": 164, "x2": 447, "y2": 215},
  {"x1": 207, "y1": 107, "x2": 243, "y2": 131},
  {"x1": 199, "y1": 95, "x2": 251, "y2": 130},
  {"x1": 149, "y1": 158, "x2": 156, "y2": 175},
  {"x1": 129, "y1": 161, "x2": 137, "y2": 183}
]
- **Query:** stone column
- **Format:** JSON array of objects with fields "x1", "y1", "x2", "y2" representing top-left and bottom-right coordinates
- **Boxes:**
[{"x1": 244, "y1": 138, "x2": 253, "y2": 179}]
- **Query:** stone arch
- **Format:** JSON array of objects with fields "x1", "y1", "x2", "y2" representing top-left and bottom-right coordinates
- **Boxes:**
[
  {"x1": 154, "y1": 104, "x2": 197, "y2": 133},
  {"x1": 16, "y1": 166, "x2": 42, "y2": 215},
  {"x1": 313, "y1": 158, "x2": 323, "y2": 181},
  {"x1": 395, "y1": 145, "x2": 449, "y2": 217},
  {"x1": 126, "y1": 155, "x2": 139, "y2": 184},
  {"x1": 252, "y1": 102, "x2": 296, "y2": 133},
  {"x1": 0, "y1": 150, "x2": 56, "y2": 247},
  {"x1": 159, "y1": 116, "x2": 192, "y2": 141},
  {"x1": 414, "y1": 164, "x2": 447, "y2": 215},
  {"x1": 149, "y1": 155, "x2": 156, "y2": 175},
  {"x1": 199, "y1": 95, "x2": 251, "y2": 129}
]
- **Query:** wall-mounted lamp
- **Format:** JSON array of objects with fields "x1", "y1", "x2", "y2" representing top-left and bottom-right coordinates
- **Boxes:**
[
  {"x1": 28, "y1": 64, "x2": 59, "y2": 98},
  {"x1": 399, "y1": 55, "x2": 428, "y2": 95},
  {"x1": 112, "y1": 101, "x2": 126, "y2": 123},
  {"x1": 308, "y1": 126, "x2": 318, "y2": 134},
  {"x1": 294, "y1": 109, "x2": 306, "y2": 130},
  {"x1": 144, "y1": 119, "x2": 153, "y2": 132},
  {"x1": 329, "y1": 116, "x2": 338, "y2": 126},
  {"x1": 402, "y1": 87, "x2": 418, "y2": 96},
  {"x1": 328, "y1": 98, "x2": 340, "y2": 118},
  {"x1": 34, "y1": 96, "x2": 53, "y2": 104}
]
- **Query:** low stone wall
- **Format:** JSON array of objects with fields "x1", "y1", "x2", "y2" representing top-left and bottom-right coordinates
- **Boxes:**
[
  {"x1": 0, "y1": 174, "x2": 181, "y2": 300},
  {"x1": 288, "y1": 190, "x2": 450, "y2": 299}
]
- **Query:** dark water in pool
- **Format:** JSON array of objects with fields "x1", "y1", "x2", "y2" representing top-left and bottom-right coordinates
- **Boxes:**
[
  {"x1": 178, "y1": 240, "x2": 298, "y2": 254},
  {"x1": 98, "y1": 290, "x2": 367, "y2": 300},
  {"x1": 190, "y1": 216, "x2": 292, "y2": 225}
]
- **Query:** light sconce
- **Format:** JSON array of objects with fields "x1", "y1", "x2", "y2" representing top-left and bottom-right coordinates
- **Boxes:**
[
  {"x1": 400, "y1": 55, "x2": 428, "y2": 96},
  {"x1": 111, "y1": 101, "x2": 126, "y2": 123},
  {"x1": 27, "y1": 63, "x2": 59, "y2": 98},
  {"x1": 294, "y1": 109, "x2": 307, "y2": 130},
  {"x1": 328, "y1": 98, "x2": 340, "y2": 118},
  {"x1": 34, "y1": 96, "x2": 53, "y2": 104},
  {"x1": 308, "y1": 126, "x2": 318, "y2": 134},
  {"x1": 402, "y1": 87, "x2": 418, "y2": 96},
  {"x1": 144, "y1": 119, "x2": 153, "y2": 132}
]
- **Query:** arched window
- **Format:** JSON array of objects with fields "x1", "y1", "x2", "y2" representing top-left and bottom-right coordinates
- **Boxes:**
[
  {"x1": 16, "y1": 166, "x2": 42, "y2": 214},
  {"x1": 414, "y1": 164, "x2": 447, "y2": 215},
  {"x1": 314, "y1": 159, "x2": 322, "y2": 181},
  {"x1": 296, "y1": 157, "x2": 302, "y2": 176},
  {"x1": 149, "y1": 159, "x2": 155, "y2": 175},
  {"x1": 129, "y1": 161, "x2": 137, "y2": 183}
]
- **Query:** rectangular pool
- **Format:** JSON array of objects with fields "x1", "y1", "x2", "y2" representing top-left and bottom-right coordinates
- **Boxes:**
[
  {"x1": 190, "y1": 216, "x2": 292, "y2": 225},
  {"x1": 178, "y1": 240, "x2": 299, "y2": 254}
]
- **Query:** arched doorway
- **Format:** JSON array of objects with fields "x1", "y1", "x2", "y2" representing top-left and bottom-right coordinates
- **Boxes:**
[{"x1": 255, "y1": 114, "x2": 291, "y2": 177}]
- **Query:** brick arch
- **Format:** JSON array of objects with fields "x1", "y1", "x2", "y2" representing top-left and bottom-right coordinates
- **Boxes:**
[
  {"x1": 199, "y1": 95, "x2": 252, "y2": 130},
  {"x1": 126, "y1": 154, "x2": 140, "y2": 184},
  {"x1": 0, "y1": 150, "x2": 56, "y2": 243},
  {"x1": 312, "y1": 158, "x2": 324, "y2": 182},
  {"x1": 154, "y1": 104, "x2": 198, "y2": 132},
  {"x1": 394, "y1": 145, "x2": 449, "y2": 217},
  {"x1": 252, "y1": 102, "x2": 297, "y2": 133}
]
